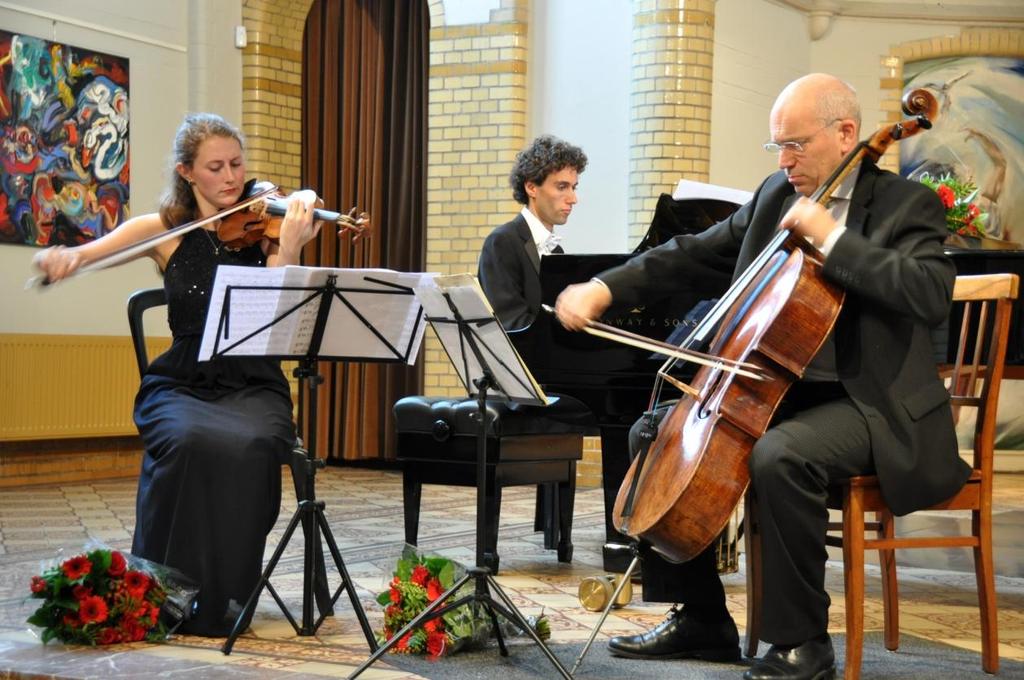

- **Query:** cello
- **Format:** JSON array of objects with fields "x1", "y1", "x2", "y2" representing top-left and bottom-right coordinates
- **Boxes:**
[{"x1": 611, "y1": 88, "x2": 940, "y2": 564}]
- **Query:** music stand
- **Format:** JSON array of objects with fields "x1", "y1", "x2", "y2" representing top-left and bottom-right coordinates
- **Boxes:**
[
  {"x1": 348, "y1": 274, "x2": 572, "y2": 680},
  {"x1": 197, "y1": 265, "x2": 429, "y2": 655}
]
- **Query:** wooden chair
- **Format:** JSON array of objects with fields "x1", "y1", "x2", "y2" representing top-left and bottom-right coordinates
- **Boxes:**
[{"x1": 744, "y1": 272, "x2": 1019, "y2": 679}]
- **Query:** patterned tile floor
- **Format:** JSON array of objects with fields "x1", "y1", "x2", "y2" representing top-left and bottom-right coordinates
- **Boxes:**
[{"x1": 1, "y1": 467, "x2": 1023, "y2": 678}]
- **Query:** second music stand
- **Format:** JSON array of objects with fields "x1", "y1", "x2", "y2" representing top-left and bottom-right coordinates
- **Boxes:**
[{"x1": 348, "y1": 274, "x2": 572, "y2": 679}]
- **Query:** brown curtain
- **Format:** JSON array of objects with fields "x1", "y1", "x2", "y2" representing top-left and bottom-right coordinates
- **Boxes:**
[{"x1": 301, "y1": 0, "x2": 428, "y2": 460}]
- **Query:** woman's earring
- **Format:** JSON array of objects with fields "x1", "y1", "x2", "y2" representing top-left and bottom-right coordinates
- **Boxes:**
[{"x1": 186, "y1": 178, "x2": 196, "y2": 186}]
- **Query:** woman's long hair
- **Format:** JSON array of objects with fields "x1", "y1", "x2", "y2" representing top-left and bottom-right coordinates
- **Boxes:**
[{"x1": 158, "y1": 113, "x2": 245, "y2": 228}]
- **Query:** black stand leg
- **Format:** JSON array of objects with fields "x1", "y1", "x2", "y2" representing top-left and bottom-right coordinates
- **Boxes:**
[
  {"x1": 572, "y1": 549, "x2": 642, "y2": 675},
  {"x1": 222, "y1": 359, "x2": 376, "y2": 655},
  {"x1": 222, "y1": 454, "x2": 377, "y2": 654},
  {"x1": 347, "y1": 373, "x2": 571, "y2": 679},
  {"x1": 484, "y1": 471, "x2": 501, "y2": 574},
  {"x1": 289, "y1": 447, "x2": 333, "y2": 620}
]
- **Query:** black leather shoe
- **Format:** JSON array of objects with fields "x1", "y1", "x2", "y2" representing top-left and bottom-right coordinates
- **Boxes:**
[
  {"x1": 607, "y1": 606, "x2": 741, "y2": 661},
  {"x1": 743, "y1": 634, "x2": 836, "y2": 680}
]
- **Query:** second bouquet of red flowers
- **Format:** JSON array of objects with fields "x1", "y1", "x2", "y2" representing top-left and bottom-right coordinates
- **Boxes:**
[
  {"x1": 917, "y1": 172, "x2": 989, "y2": 238},
  {"x1": 26, "y1": 546, "x2": 195, "y2": 645},
  {"x1": 375, "y1": 546, "x2": 549, "y2": 658}
]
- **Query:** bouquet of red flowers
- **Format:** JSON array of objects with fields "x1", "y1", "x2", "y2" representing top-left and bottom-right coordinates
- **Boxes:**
[
  {"x1": 917, "y1": 172, "x2": 988, "y2": 238},
  {"x1": 377, "y1": 551, "x2": 453, "y2": 656},
  {"x1": 27, "y1": 547, "x2": 179, "y2": 645},
  {"x1": 376, "y1": 546, "x2": 549, "y2": 658}
]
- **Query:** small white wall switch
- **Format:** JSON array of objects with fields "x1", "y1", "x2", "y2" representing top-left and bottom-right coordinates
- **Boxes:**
[{"x1": 234, "y1": 25, "x2": 247, "y2": 49}]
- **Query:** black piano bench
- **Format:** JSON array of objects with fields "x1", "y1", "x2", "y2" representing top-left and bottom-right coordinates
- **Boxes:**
[{"x1": 393, "y1": 394, "x2": 595, "y2": 574}]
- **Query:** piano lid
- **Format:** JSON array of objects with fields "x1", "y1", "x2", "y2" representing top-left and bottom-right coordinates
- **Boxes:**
[{"x1": 634, "y1": 189, "x2": 748, "y2": 253}]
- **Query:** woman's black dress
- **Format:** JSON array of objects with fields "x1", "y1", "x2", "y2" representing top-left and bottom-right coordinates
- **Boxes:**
[{"x1": 132, "y1": 229, "x2": 296, "y2": 636}]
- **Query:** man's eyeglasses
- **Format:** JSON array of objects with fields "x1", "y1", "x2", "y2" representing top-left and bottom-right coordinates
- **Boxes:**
[{"x1": 763, "y1": 119, "x2": 840, "y2": 155}]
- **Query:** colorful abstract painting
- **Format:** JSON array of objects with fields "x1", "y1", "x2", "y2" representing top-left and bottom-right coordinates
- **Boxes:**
[
  {"x1": 899, "y1": 56, "x2": 1024, "y2": 243},
  {"x1": 0, "y1": 30, "x2": 129, "y2": 247}
]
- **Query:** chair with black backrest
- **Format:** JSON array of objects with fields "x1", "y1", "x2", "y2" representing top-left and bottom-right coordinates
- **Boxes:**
[
  {"x1": 128, "y1": 285, "x2": 316, "y2": 495},
  {"x1": 126, "y1": 286, "x2": 333, "y2": 615},
  {"x1": 744, "y1": 272, "x2": 1018, "y2": 679},
  {"x1": 127, "y1": 287, "x2": 168, "y2": 379}
]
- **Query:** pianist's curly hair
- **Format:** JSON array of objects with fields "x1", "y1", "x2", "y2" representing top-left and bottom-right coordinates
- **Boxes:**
[{"x1": 509, "y1": 135, "x2": 588, "y2": 205}]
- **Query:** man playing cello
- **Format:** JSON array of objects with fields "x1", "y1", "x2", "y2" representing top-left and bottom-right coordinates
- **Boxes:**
[{"x1": 556, "y1": 73, "x2": 969, "y2": 680}]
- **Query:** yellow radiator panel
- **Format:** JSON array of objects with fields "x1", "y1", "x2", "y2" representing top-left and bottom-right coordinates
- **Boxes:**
[{"x1": 0, "y1": 334, "x2": 171, "y2": 440}]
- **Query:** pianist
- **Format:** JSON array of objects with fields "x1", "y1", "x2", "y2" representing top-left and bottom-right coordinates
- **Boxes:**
[
  {"x1": 555, "y1": 73, "x2": 968, "y2": 680},
  {"x1": 478, "y1": 134, "x2": 587, "y2": 330}
]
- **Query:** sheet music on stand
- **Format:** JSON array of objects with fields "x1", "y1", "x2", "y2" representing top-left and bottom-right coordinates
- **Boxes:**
[
  {"x1": 414, "y1": 273, "x2": 548, "y2": 406},
  {"x1": 198, "y1": 265, "x2": 429, "y2": 363},
  {"x1": 351, "y1": 273, "x2": 575, "y2": 680}
]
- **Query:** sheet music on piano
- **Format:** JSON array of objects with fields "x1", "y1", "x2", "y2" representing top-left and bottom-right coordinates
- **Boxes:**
[
  {"x1": 671, "y1": 179, "x2": 753, "y2": 205},
  {"x1": 415, "y1": 273, "x2": 548, "y2": 405},
  {"x1": 198, "y1": 265, "x2": 430, "y2": 363}
]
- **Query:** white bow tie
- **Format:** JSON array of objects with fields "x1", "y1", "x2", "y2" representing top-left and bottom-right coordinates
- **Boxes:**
[{"x1": 539, "y1": 233, "x2": 562, "y2": 255}]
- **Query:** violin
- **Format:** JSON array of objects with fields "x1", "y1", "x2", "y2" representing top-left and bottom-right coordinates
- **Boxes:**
[
  {"x1": 26, "y1": 181, "x2": 368, "y2": 288},
  {"x1": 214, "y1": 181, "x2": 368, "y2": 249}
]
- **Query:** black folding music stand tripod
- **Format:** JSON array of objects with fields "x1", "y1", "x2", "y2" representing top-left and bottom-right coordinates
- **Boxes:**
[
  {"x1": 202, "y1": 270, "x2": 425, "y2": 655},
  {"x1": 348, "y1": 275, "x2": 572, "y2": 679}
]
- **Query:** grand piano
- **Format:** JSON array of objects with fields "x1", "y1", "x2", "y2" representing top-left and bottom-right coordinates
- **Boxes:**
[
  {"x1": 509, "y1": 192, "x2": 742, "y2": 571},
  {"x1": 944, "y1": 240, "x2": 1024, "y2": 375},
  {"x1": 510, "y1": 194, "x2": 1024, "y2": 573}
]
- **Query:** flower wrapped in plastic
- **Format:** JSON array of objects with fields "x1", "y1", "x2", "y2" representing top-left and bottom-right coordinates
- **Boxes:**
[
  {"x1": 917, "y1": 172, "x2": 988, "y2": 238},
  {"x1": 26, "y1": 542, "x2": 199, "y2": 645},
  {"x1": 376, "y1": 545, "x2": 550, "y2": 658}
]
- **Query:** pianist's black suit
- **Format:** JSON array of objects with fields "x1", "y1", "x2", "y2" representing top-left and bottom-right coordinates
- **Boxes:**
[
  {"x1": 478, "y1": 213, "x2": 550, "y2": 331},
  {"x1": 599, "y1": 162, "x2": 970, "y2": 644}
]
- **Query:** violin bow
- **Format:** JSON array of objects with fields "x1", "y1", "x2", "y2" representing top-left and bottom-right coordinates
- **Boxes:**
[
  {"x1": 25, "y1": 183, "x2": 370, "y2": 289},
  {"x1": 25, "y1": 186, "x2": 277, "y2": 290}
]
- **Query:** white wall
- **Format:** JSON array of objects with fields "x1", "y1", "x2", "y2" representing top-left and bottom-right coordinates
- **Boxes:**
[
  {"x1": 443, "y1": 0, "x2": 501, "y2": 26},
  {"x1": 0, "y1": 0, "x2": 242, "y2": 337},
  {"x1": 527, "y1": 0, "x2": 632, "y2": 254},
  {"x1": 810, "y1": 17, "x2": 965, "y2": 134},
  {"x1": 710, "y1": 0, "x2": 810, "y2": 191},
  {"x1": 525, "y1": 0, "x2": 804, "y2": 254},
  {"x1": 525, "y1": 0, "x2": 983, "y2": 254},
  {"x1": 713, "y1": 7, "x2": 969, "y2": 185}
]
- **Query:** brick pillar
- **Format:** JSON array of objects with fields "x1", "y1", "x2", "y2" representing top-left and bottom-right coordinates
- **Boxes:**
[
  {"x1": 424, "y1": 0, "x2": 529, "y2": 396},
  {"x1": 629, "y1": 0, "x2": 716, "y2": 244},
  {"x1": 240, "y1": 0, "x2": 310, "y2": 193}
]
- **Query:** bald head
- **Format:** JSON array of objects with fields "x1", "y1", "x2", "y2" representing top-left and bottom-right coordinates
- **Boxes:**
[
  {"x1": 772, "y1": 73, "x2": 861, "y2": 132},
  {"x1": 768, "y1": 73, "x2": 862, "y2": 196}
]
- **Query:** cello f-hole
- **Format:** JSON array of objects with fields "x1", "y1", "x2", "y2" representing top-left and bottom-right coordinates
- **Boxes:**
[{"x1": 698, "y1": 369, "x2": 725, "y2": 419}]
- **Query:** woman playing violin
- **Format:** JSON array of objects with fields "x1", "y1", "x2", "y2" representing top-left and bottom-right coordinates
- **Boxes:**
[{"x1": 32, "y1": 112, "x2": 329, "y2": 636}]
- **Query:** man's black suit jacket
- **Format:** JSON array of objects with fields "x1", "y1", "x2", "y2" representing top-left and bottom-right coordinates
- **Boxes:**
[
  {"x1": 600, "y1": 163, "x2": 971, "y2": 515},
  {"x1": 478, "y1": 214, "x2": 543, "y2": 331}
]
